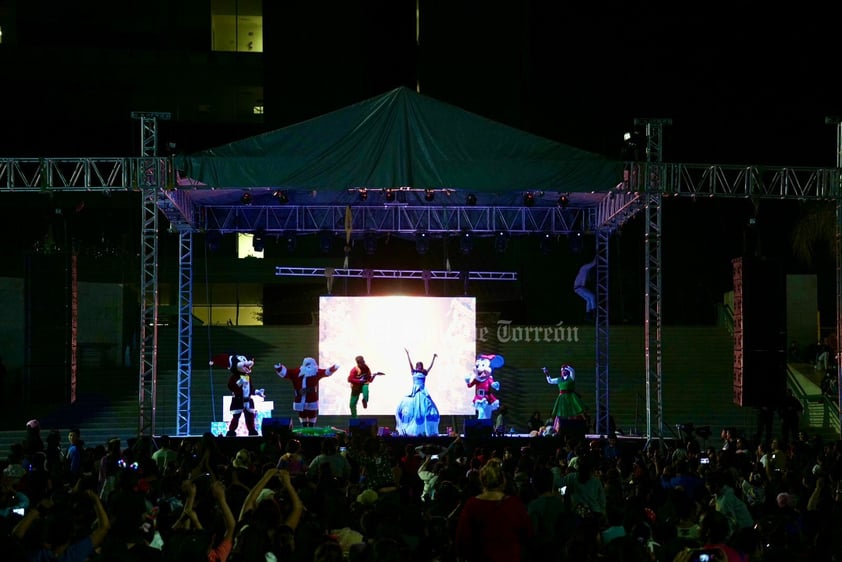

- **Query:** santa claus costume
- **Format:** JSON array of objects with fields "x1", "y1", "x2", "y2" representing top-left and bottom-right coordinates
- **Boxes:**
[
  {"x1": 210, "y1": 354, "x2": 264, "y2": 437},
  {"x1": 274, "y1": 357, "x2": 339, "y2": 427},
  {"x1": 466, "y1": 354, "x2": 504, "y2": 420}
]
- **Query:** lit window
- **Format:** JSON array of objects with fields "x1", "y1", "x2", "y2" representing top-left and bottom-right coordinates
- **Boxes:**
[
  {"x1": 237, "y1": 233, "x2": 264, "y2": 259},
  {"x1": 212, "y1": 0, "x2": 263, "y2": 53}
]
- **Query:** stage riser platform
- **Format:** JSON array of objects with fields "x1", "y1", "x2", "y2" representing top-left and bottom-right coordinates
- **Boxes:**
[{"x1": 148, "y1": 432, "x2": 656, "y2": 463}]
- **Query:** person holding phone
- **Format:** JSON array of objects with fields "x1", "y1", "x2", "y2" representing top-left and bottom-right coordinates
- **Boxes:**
[{"x1": 0, "y1": 464, "x2": 29, "y2": 519}]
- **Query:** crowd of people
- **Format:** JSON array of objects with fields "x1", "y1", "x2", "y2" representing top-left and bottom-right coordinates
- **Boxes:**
[{"x1": 1, "y1": 415, "x2": 842, "y2": 562}]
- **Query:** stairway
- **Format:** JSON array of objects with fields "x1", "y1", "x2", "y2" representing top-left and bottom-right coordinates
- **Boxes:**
[
  {"x1": 787, "y1": 363, "x2": 840, "y2": 442},
  {"x1": 0, "y1": 366, "x2": 140, "y2": 457}
]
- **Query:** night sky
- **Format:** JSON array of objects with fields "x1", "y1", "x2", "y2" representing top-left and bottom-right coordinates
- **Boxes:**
[{"x1": 1, "y1": 5, "x2": 839, "y2": 324}]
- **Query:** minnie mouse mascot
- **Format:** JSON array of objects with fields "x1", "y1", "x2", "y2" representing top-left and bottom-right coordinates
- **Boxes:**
[
  {"x1": 274, "y1": 357, "x2": 340, "y2": 427},
  {"x1": 466, "y1": 354, "x2": 503, "y2": 420},
  {"x1": 210, "y1": 353, "x2": 264, "y2": 437}
]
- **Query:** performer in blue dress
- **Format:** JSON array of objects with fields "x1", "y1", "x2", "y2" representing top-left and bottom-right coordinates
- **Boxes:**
[{"x1": 395, "y1": 348, "x2": 441, "y2": 437}]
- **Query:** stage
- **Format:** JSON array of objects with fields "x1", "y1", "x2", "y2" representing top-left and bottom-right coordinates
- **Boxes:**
[{"x1": 158, "y1": 425, "x2": 656, "y2": 463}]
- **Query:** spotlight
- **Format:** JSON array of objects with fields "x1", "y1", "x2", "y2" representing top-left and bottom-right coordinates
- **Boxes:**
[
  {"x1": 558, "y1": 194, "x2": 569, "y2": 208},
  {"x1": 319, "y1": 230, "x2": 333, "y2": 254},
  {"x1": 523, "y1": 192, "x2": 535, "y2": 207},
  {"x1": 424, "y1": 189, "x2": 435, "y2": 202},
  {"x1": 494, "y1": 231, "x2": 508, "y2": 253},
  {"x1": 539, "y1": 232, "x2": 553, "y2": 255},
  {"x1": 466, "y1": 193, "x2": 477, "y2": 206},
  {"x1": 240, "y1": 191, "x2": 253, "y2": 205},
  {"x1": 415, "y1": 231, "x2": 430, "y2": 255},
  {"x1": 273, "y1": 190, "x2": 289, "y2": 204},
  {"x1": 569, "y1": 230, "x2": 584, "y2": 255},
  {"x1": 385, "y1": 189, "x2": 396, "y2": 203},
  {"x1": 363, "y1": 233, "x2": 377, "y2": 256},
  {"x1": 206, "y1": 231, "x2": 222, "y2": 253},
  {"x1": 252, "y1": 229, "x2": 266, "y2": 252},
  {"x1": 358, "y1": 188, "x2": 368, "y2": 201},
  {"x1": 282, "y1": 231, "x2": 296, "y2": 252},
  {"x1": 459, "y1": 230, "x2": 473, "y2": 255}
]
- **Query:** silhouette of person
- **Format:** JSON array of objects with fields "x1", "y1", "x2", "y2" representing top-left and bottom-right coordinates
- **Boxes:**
[
  {"x1": 574, "y1": 256, "x2": 597, "y2": 320},
  {"x1": 778, "y1": 388, "x2": 803, "y2": 445}
]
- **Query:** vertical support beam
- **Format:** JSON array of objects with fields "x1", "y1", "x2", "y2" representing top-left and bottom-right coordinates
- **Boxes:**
[
  {"x1": 70, "y1": 253, "x2": 78, "y2": 404},
  {"x1": 138, "y1": 183, "x2": 159, "y2": 437},
  {"x1": 176, "y1": 232, "x2": 193, "y2": 436},
  {"x1": 132, "y1": 111, "x2": 170, "y2": 437},
  {"x1": 637, "y1": 118, "x2": 670, "y2": 448},
  {"x1": 644, "y1": 192, "x2": 663, "y2": 445},
  {"x1": 836, "y1": 197, "x2": 842, "y2": 432},
  {"x1": 594, "y1": 228, "x2": 611, "y2": 435},
  {"x1": 830, "y1": 117, "x2": 842, "y2": 432}
]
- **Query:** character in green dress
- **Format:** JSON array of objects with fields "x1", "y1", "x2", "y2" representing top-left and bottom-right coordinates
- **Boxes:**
[{"x1": 543, "y1": 364, "x2": 585, "y2": 433}]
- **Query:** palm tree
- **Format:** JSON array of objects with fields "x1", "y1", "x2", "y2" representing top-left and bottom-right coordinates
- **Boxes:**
[{"x1": 791, "y1": 201, "x2": 837, "y2": 267}]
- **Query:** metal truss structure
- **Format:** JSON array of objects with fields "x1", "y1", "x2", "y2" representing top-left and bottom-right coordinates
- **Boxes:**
[
  {"x1": 2, "y1": 118, "x2": 841, "y2": 440},
  {"x1": 275, "y1": 266, "x2": 518, "y2": 297},
  {"x1": 275, "y1": 267, "x2": 518, "y2": 281},
  {"x1": 133, "y1": 111, "x2": 171, "y2": 438},
  {"x1": 186, "y1": 200, "x2": 594, "y2": 237},
  {"x1": 4, "y1": 159, "x2": 836, "y2": 200},
  {"x1": 594, "y1": 229, "x2": 611, "y2": 435}
]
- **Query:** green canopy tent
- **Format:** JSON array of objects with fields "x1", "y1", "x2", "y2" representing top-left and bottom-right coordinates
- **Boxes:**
[{"x1": 174, "y1": 86, "x2": 623, "y2": 210}]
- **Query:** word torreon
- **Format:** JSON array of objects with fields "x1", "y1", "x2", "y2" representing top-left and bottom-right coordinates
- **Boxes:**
[{"x1": 478, "y1": 321, "x2": 580, "y2": 344}]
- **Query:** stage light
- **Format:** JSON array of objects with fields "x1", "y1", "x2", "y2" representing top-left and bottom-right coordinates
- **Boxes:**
[
  {"x1": 466, "y1": 193, "x2": 477, "y2": 206},
  {"x1": 424, "y1": 189, "x2": 435, "y2": 202},
  {"x1": 539, "y1": 232, "x2": 553, "y2": 255},
  {"x1": 459, "y1": 230, "x2": 473, "y2": 255},
  {"x1": 283, "y1": 230, "x2": 296, "y2": 252},
  {"x1": 319, "y1": 230, "x2": 333, "y2": 254},
  {"x1": 273, "y1": 190, "x2": 289, "y2": 204},
  {"x1": 415, "y1": 231, "x2": 430, "y2": 255},
  {"x1": 385, "y1": 189, "x2": 396, "y2": 203},
  {"x1": 569, "y1": 230, "x2": 584, "y2": 255},
  {"x1": 523, "y1": 192, "x2": 535, "y2": 207},
  {"x1": 558, "y1": 194, "x2": 569, "y2": 208},
  {"x1": 358, "y1": 188, "x2": 368, "y2": 201},
  {"x1": 252, "y1": 229, "x2": 266, "y2": 252},
  {"x1": 494, "y1": 231, "x2": 508, "y2": 253},
  {"x1": 363, "y1": 232, "x2": 377, "y2": 255},
  {"x1": 240, "y1": 191, "x2": 253, "y2": 205},
  {"x1": 206, "y1": 231, "x2": 222, "y2": 253}
]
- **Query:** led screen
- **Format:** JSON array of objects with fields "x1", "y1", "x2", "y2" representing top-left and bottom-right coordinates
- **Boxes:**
[{"x1": 316, "y1": 296, "x2": 477, "y2": 416}]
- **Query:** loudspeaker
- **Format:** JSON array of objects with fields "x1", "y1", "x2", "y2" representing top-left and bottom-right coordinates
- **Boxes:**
[
  {"x1": 261, "y1": 417, "x2": 293, "y2": 438},
  {"x1": 738, "y1": 349, "x2": 787, "y2": 408},
  {"x1": 732, "y1": 256, "x2": 787, "y2": 407},
  {"x1": 734, "y1": 257, "x2": 786, "y2": 350},
  {"x1": 464, "y1": 418, "x2": 493, "y2": 439},
  {"x1": 555, "y1": 418, "x2": 587, "y2": 443},
  {"x1": 348, "y1": 417, "x2": 378, "y2": 437},
  {"x1": 26, "y1": 254, "x2": 72, "y2": 404}
]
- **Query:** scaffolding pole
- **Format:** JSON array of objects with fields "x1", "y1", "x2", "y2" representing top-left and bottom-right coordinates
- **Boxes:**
[{"x1": 133, "y1": 111, "x2": 170, "y2": 437}]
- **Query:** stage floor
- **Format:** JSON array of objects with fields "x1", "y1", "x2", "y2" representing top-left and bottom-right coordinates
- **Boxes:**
[{"x1": 159, "y1": 428, "x2": 656, "y2": 462}]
